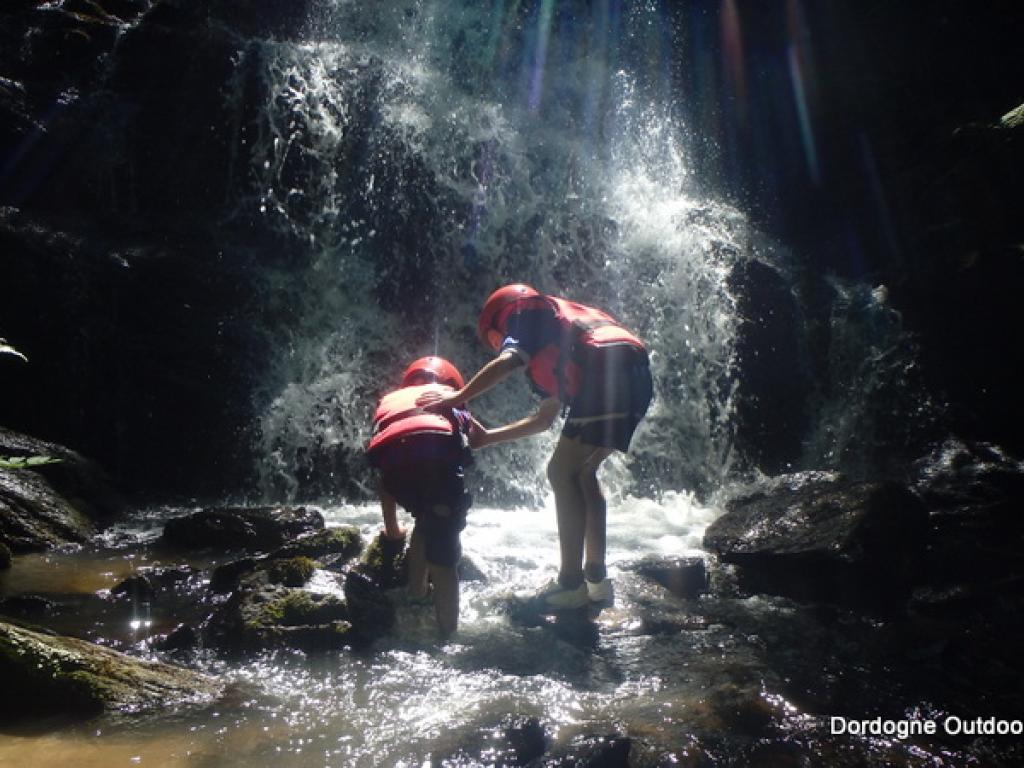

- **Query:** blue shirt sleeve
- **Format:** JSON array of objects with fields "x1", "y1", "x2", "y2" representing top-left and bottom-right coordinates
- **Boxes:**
[{"x1": 499, "y1": 309, "x2": 552, "y2": 363}]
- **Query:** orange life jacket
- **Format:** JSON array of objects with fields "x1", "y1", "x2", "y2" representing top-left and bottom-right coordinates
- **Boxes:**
[
  {"x1": 366, "y1": 383, "x2": 466, "y2": 461},
  {"x1": 523, "y1": 296, "x2": 645, "y2": 402}
]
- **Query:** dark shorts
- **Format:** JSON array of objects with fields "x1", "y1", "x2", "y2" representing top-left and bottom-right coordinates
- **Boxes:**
[
  {"x1": 562, "y1": 345, "x2": 653, "y2": 452},
  {"x1": 379, "y1": 459, "x2": 471, "y2": 567}
]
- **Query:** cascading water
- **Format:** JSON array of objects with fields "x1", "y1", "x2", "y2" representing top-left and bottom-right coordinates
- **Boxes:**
[{"x1": 245, "y1": 0, "x2": 759, "y2": 504}]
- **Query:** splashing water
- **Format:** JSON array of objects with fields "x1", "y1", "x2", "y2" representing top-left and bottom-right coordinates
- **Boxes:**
[{"x1": 242, "y1": 0, "x2": 763, "y2": 504}]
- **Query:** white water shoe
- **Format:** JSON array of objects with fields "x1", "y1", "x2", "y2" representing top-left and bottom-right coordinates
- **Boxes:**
[
  {"x1": 586, "y1": 578, "x2": 614, "y2": 605},
  {"x1": 533, "y1": 580, "x2": 589, "y2": 610}
]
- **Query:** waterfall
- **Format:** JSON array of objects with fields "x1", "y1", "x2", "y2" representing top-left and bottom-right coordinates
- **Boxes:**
[{"x1": 238, "y1": 0, "x2": 921, "y2": 503}]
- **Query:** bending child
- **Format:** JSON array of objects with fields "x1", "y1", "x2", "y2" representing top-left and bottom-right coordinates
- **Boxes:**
[
  {"x1": 418, "y1": 284, "x2": 652, "y2": 611},
  {"x1": 367, "y1": 356, "x2": 480, "y2": 636}
]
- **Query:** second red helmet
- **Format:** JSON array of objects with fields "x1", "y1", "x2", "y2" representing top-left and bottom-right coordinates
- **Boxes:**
[{"x1": 401, "y1": 356, "x2": 465, "y2": 390}]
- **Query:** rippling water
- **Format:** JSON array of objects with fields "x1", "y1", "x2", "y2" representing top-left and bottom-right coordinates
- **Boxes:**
[{"x1": 0, "y1": 496, "x2": 984, "y2": 767}]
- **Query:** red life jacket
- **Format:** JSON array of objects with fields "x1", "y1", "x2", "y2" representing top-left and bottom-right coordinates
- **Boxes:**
[
  {"x1": 366, "y1": 383, "x2": 465, "y2": 461},
  {"x1": 523, "y1": 296, "x2": 645, "y2": 401}
]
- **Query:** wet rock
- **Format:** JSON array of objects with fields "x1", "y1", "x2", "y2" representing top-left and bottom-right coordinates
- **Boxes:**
[
  {"x1": 204, "y1": 570, "x2": 351, "y2": 653},
  {"x1": 160, "y1": 505, "x2": 323, "y2": 552},
  {"x1": 0, "y1": 594, "x2": 55, "y2": 619},
  {"x1": 0, "y1": 464, "x2": 94, "y2": 552},
  {"x1": 353, "y1": 531, "x2": 407, "y2": 588},
  {"x1": 538, "y1": 734, "x2": 632, "y2": 766},
  {"x1": 704, "y1": 473, "x2": 927, "y2": 608},
  {"x1": 266, "y1": 556, "x2": 316, "y2": 587},
  {"x1": 0, "y1": 619, "x2": 222, "y2": 720},
  {"x1": 503, "y1": 715, "x2": 548, "y2": 764},
  {"x1": 0, "y1": 427, "x2": 124, "y2": 522},
  {"x1": 111, "y1": 573, "x2": 157, "y2": 601},
  {"x1": 729, "y1": 258, "x2": 812, "y2": 475},
  {"x1": 911, "y1": 439, "x2": 1024, "y2": 588},
  {"x1": 152, "y1": 622, "x2": 199, "y2": 652},
  {"x1": 209, "y1": 557, "x2": 258, "y2": 594},
  {"x1": 343, "y1": 570, "x2": 395, "y2": 644},
  {"x1": 457, "y1": 554, "x2": 488, "y2": 583},
  {"x1": 628, "y1": 555, "x2": 708, "y2": 599},
  {"x1": 272, "y1": 526, "x2": 363, "y2": 564},
  {"x1": 0, "y1": 427, "x2": 124, "y2": 553}
]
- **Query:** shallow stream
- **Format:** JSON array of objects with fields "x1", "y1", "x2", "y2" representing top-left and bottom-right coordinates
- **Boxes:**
[{"x1": 0, "y1": 497, "x2": 983, "y2": 767}]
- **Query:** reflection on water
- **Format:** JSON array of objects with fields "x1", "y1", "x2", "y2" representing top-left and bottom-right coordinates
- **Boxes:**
[{"x1": 0, "y1": 499, "x2": 984, "y2": 766}]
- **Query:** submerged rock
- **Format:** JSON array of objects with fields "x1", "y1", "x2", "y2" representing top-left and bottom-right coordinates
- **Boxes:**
[
  {"x1": 704, "y1": 473, "x2": 927, "y2": 608},
  {"x1": 0, "y1": 619, "x2": 222, "y2": 720},
  {"x1": 160, "y1": 505, "x2": 324, "y2": 552}
]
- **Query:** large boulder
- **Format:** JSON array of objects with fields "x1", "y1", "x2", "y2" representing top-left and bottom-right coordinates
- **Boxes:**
[
  {"x1": 704, "y1": 472, "x2": 927, "y2": 608},
  {"x1": 160, "y1": 505, "x2": 324, "y2": 552},
  {"x1": 0, "y1": 463, "x2": 95, "y2": 552},
  {"x1": 0, "y1": 427, "x2": 123, "y2": 515},
  {"x1": 0, "y1": 619, "x2": 222, "y2": 720},
  {"x1": 911, "y1": 439, "x2": 1024, "y2": 590}
]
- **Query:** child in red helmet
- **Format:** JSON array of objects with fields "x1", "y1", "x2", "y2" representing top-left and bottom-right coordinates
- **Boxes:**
[
  {"x1": 367, "y1": 356, "x2": 483, "y2": 636},
  {"x1": 418, "y1": 286, "x2": 653, "y2": 611}
]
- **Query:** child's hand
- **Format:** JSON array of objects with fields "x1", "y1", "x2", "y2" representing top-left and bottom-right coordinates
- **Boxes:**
[
  {"x1": 468, "y1": 421, "x2": 490, "y2": 449},
  {"x1": 382, "y1": 526, "x2": 406, "y2": 541},
  {"x1": 415, "y1": 390, "x2": 453, "y2": 410}
]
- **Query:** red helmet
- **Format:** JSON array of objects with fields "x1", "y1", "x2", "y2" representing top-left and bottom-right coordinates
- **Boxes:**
[
  {"x1": 477, "y1": 283, "x2": 542, "y2": 351},
  {"x1": 401, "y1": 356, "x2": 465, "y2": 390}
]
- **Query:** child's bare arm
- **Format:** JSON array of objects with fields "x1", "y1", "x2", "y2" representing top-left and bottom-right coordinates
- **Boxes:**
[
  {"x1": 417, "y1": 351, "x2": 523, "y2": 410},
  {"x1": 469, "y1": 397, "x2": 560, "y2": 448},
  {"x1": 378, "y1": 481, "x2": 405, "y2": 540}
]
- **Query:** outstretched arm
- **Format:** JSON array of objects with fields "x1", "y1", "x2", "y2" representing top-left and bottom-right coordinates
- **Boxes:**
[
  {"x1": 469, "y1": 397, "x2": 561, "y2": 448},
  {"x1": 417, "y1": 351, "x2": 524, "y2": 410}
]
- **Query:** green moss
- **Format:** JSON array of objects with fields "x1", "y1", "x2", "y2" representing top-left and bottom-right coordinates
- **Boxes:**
[
  {"x1": 359, "y1": 532, "x2": 407, "y2": 588},
  {"x1": 267, "y1": 556, "x2": 316, "y2": 587},
  {"x1": 0, "y1": 629, "x2": 103, "y2": 718},
  {"x1": 278, "y1": 527, "x2": 364, "y2": 561}
]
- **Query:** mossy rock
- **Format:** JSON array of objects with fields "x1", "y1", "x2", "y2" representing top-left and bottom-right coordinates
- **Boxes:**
[
  {"x1": 0, "y1": 620, "x2": 221, "y2": 721},
  {"x1": 207, "y1": 581, "x2": 352, "y2": 653},
  {"x1": 250, "y1": 589, "x2": 348, "y2": 628},
  {"x1": 356, "y1": 532, "x2": 408, "y2": 589},
  {"x1": 274, "y1": 526, "x2": 363, "y2": 563},
  {"x1": 266, "y1": 556, "x2": 316, "y2": 587}
]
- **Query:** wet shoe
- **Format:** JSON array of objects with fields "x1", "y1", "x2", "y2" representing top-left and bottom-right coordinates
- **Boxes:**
[
  {"x1": 534, "y1": 580, "x2": 589, "y2": 610},
  {"x1": 586, "y1": 578, "x2": 614, "y2": 605}
]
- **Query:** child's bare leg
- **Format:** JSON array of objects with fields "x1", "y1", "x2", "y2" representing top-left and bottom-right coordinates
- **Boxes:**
[
  {"x1": 580, "y1": 445, "x2": 614, "y2": 581},
  {"x1": 547, "y1": 436, "x2": 589, "y2": 587},
  {"x1": 407, "y1": 528, "x2": 429, "y2": 599},
  {"x1": 428, "y1": 563, "x2": 459, "y2": 637}
]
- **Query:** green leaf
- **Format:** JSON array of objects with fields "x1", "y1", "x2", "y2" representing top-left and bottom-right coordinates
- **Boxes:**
[{"x1": 0, "y1": 455, "x2": 62, "y2": 470}]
